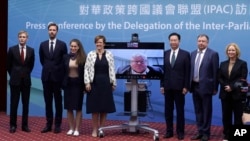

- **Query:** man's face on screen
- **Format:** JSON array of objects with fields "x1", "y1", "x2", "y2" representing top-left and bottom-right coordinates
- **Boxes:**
[{"x1": 130, "y1": 56, "x2": 147, "y2": 73}]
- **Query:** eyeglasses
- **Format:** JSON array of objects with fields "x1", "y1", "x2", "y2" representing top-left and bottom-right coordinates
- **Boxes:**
[{"x1": 131, "y1": 61, "x2": 146, "y2": 64}]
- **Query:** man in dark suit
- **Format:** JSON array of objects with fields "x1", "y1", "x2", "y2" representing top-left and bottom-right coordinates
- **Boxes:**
[
  {"x1": 160, "y1": 32, "x2": 190, "y2": 140},
  {"x1": 116, "y1": 53, "x2": 163, "y2": 79},
  {"x1": 7, "y1": 30, "x2": 35, "y2": 133},
  {"x1": 39, "y1": 23, "x2": 67, "y2": 133},
  {"x1": 190, "y1": 34, "x2": 219, "y2": 141}
]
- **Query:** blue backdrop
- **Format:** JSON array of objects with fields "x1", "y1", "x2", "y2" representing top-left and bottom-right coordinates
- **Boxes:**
[{"x1": 8, "y1": 0, "x2": 250, "y2": 125}]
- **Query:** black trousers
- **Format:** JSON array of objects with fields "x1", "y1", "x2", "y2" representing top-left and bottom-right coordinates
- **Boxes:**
[
  {"x1": 164, "y1": 89, "x2": 185, "y2": 135},
  {"x1": 9, "y1": 79, "x2": 31, "y2": 127},
  {"x1": 221, "y1": 96, "x2": 243, "y2": 137},
  {"x1": 42, "y1": 80, "x2": 62, "y2": 127}
]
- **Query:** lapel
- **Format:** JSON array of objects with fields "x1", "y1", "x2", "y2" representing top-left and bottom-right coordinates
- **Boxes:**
[
  {"x1": 200, "y1": 48, "x2": 210, "y2": 68},
  {"x1": 165, "y1": 50, "x2": 171, "y2": 68},
  {"x1": 66, "y1": 55, "x2": 70, "y2": 68},
  {"x1": 222, "y1": 61, "x2": 230, "y2": 78},
  {"x1": 24, "y1": 45, "x2": 31, "y2": 63},
  {"x1": 191, "y1": 51, "x2": 197, "y2": 66},
  {"x1": 175, "y1": 49, "x2": 181, "y2": 63},
  {"x1": 229, "y1": 59, "x2": 241, "y2": 79},
  {"x1": 14, "y1": 46, "x2": 23, "y2": 64},
  {"x1": 53, "y1": 40, "x2": 60, "y2": 55}
]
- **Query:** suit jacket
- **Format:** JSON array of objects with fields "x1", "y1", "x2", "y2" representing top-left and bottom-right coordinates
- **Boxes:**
[
  {"x1": 39, "y1": 39, "x2": 67, "y2": 82},
  {"x1": 218, "y1": 59, "x2": 248, "y2": 100},
  {"x1": 190, "y1": 48, "x2": 219, "y2": 94},
  {"x1": 62, "y1": 54, "x2": 85, "y2": 90},
  {"x1": 161, "y1": 49, "x2": 190, "y2": 90},
  {"x1": 7, "y1": 45, "x2": 35, "y2": 86}
]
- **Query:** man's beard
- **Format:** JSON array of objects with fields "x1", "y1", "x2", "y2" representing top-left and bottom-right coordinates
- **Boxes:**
[{"x1": 49, "y1": 34, "x2": 55, "y2": 39}]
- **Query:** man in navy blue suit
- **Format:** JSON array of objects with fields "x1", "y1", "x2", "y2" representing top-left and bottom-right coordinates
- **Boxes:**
[
  {"x1": 190, "y1": 34, "x2": 219, "y2": 141},
  {"x1": 160, "y1": 32, "x2": 190, "y2": 140},
  {"x1": 7, "y1": 30, "x2": 35, "y2": 133},
  {"x1": 39, "y1": 23, "x2": 67, "y2": 133}
]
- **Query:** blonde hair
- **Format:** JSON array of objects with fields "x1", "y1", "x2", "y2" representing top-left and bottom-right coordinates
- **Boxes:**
[
  {"x1": 225, "y1": 43, "x2": 241, "y2": 59},
  {"x1": 18, "y1": 30, "x2": 28, "y2": 38}
]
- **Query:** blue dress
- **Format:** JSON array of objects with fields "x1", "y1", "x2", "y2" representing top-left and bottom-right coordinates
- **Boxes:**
[{"x1": 86, "y1": 52, "x2": 116, "y2": 113}]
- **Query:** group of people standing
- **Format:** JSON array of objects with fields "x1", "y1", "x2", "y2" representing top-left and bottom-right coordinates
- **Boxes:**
[
  {"x1": 161, "y1": 32, "x2": 248, "y2": 141},
  {"x1": 7, "y1": 23, "x2": 248, "y2": 141},
  {"x1": 7, "y1": 23, "x2": 116, "y2": 137}
]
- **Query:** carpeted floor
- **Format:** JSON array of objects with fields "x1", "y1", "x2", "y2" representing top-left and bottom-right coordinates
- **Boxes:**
[{"x1": 0, "y1": 112, "x2": 224, "y2": 141}]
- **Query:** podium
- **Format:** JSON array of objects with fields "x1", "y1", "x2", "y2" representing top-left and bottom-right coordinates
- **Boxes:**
[{"x1": 98, "y1": 79, "x2": 159, "y2": 141}]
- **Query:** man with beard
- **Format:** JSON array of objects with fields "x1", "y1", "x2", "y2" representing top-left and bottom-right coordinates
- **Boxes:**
[{"x1": 39, "y1": 23, "x2": 67, "y2": 133}]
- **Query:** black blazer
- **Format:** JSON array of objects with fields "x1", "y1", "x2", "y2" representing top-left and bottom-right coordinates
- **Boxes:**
[
  {"x1": 218, "y1": 59, "x2": 248, "y2": 100},
  {"x1": 161, "y1": 49, "x2": 190, "y2": 90},
  {"x1": 62, "y1": 55, "x2": 85, "y2": 90},
  {"x1": 39, "y1": 39, "x2": 67, "y2": 82},
  {"x1": 7, "y1": 45, "x2": 35, "y2": 86}
]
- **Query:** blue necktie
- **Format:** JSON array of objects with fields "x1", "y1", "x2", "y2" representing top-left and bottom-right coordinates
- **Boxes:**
[{"x1": 194, "y1": 51, "x2": 202, "y2": 81}]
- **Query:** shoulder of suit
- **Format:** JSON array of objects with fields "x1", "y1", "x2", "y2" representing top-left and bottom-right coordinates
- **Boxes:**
[
  {"x1": 237, "y1": 59, "x2": 247, "y2": 64},
  {"x1": 63, "y1": 54, "x2": 69, "y2": 58},
  {"x1": 220, "y1": 60, "x2": 228, "y2": 64},
  {"x1": 56, "y1": 39, "x2": 66, "y2": 44},
  {"x1": 9, "y1": 45, "x2": 18, "y2": 49},
  {"x1": 179, "y1": 49, "x2": 190, "y2": 54},
  {"x1": 26, "y1": 45, "x2": 34, "y2": 49},
  {"x1": 207, "y1": 48, "x2": 218, "y2": 53}
]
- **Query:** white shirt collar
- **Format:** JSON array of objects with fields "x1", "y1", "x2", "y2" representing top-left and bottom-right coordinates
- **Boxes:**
[{"x1": 19, "y1": 44, "x2": 26, "y2": 49}]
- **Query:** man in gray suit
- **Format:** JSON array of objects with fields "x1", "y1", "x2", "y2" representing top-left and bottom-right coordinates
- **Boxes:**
[{"x1": 190, "y1": 34, "x2": 219, "y2": 141}]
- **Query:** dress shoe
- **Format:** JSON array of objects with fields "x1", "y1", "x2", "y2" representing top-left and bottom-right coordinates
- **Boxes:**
[
  {"x1": 163, "y1": 132, "x2": 173, "y2": 138},
  {"x1": 22, "y1": 126, "x2": 31, "y2": 132},
  {"x1": 41, "y1": 126, "x2": 52, "y2": 133},
  {"x1": 200, "y1": 135, "x2": 209, "y2": 141},
  {"x1": 9, "y1": 126, "x2": 16, "y2": 133},
  {"x1": 54, "y1": 127, "x2": 61, "y2": 133},
  {"x1": 177, "y1": 134, "x2": 184, "y2": 140},
  {"x1": 191, "y1": 134, "x2": 203, "y2": 140}
]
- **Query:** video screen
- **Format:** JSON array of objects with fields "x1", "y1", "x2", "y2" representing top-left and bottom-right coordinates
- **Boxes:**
[{"x1": 105, "y1": 42, "x2": 164, "y2": 80}]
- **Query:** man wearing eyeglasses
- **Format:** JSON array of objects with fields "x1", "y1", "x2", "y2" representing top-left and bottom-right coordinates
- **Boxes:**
[{"x1": 116, "y1": 53, "x2": 163, "y2": 79}]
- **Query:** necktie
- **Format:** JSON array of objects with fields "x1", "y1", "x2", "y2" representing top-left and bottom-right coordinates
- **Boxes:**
[
  {"x1": 171, "y1": 51, "x2": 175, "y2": 68},
  {"x1": 194, "y1": 50, "x2": 202, "y2": 81},
  {"x1": 50, "y1": 42, "x2": 54, "y2": 56},
  {"x1": 20, "y1": 46, "x2": 24, "y2": 64}
]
